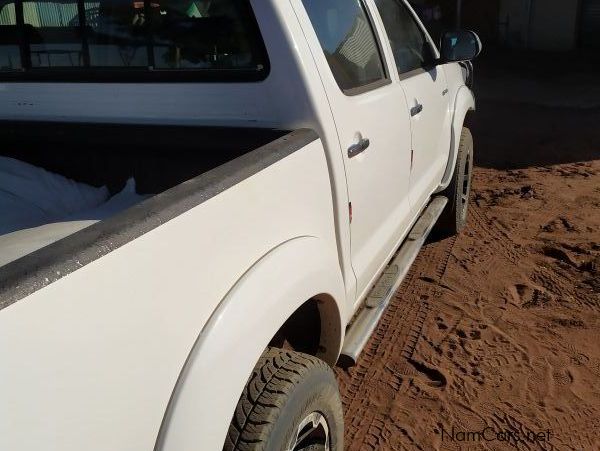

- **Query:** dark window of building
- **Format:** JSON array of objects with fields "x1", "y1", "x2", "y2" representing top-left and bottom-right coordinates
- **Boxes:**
[
  {"x1": 0, "y1": 0, "x2": 268, "y2": 80},
  {"x1": 375, "y1": 0, "x2": 432, "y2": 74},
  {"x1": 581, "y1": 0, "x2": 600, "y2": 49},
  {"x1": 301, "y1": 0, "x2": 386, "y2": 93}
]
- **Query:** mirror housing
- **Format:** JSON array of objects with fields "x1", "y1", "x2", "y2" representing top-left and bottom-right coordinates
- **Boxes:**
[{"x1": 439, "y1": 30, "x2": 482, "y2": 63}]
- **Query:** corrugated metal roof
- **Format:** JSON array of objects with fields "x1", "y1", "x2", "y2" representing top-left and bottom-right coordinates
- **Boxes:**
[
  {"x1": 0, "y1": 2, "x2": 16, "y2": 25},
  {"x1": 24, "y1": 1, "x2": 78, "y2": 27}
]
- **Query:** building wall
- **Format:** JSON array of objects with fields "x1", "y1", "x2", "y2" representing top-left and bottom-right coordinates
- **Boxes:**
[
  {"x1": 529, "y1": 0, "x2": 580, "y2": 51},
  {"x1": 497, "y1": 0, "x2": 581, "y2": 51},
  {"x1": 498, "y1": 0, "x2": 530, "y2": 47},
  {"x1": 461, "y1": 0, "x2": 500, "y2": 45},
  {"x1": 413, "y1": 0, "x2": 583, "y2": 51}
]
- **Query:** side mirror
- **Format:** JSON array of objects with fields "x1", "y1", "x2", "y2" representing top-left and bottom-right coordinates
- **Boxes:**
[{"x1": 440, "y1": 30, "x2": 482, "y2": 63}]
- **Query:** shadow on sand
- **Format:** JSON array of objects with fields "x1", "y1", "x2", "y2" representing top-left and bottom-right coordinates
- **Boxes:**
[{"x1": 470, "y1": 50, "x2": 600, "y2": 170}]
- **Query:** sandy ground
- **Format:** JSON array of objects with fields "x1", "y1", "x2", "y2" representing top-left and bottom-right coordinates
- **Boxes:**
[{"x1": 337, "y1": 53, "x2": 600, "y2": 451}]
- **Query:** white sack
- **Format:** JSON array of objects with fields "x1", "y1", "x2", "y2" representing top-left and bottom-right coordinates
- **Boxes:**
[{"x1": 0, "y1": 156, "x2": 109, "y2": 235}]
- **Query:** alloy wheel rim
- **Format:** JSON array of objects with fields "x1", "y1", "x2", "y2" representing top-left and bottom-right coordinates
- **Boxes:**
[
  {"x1": 288, "y1": 411, "x2": 330, "y2": 451},
  {"x1": 460, "y1": 153, "x2": 472, "y2": 220}
]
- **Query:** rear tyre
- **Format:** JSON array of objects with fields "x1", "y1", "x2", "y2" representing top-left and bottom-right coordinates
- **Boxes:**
[
  {"x1": 436, "y1": 127, "x2": 474, "y2": 237},
  {"x1": 224, "y1": 347, "x2": 344, "y2": 451}
]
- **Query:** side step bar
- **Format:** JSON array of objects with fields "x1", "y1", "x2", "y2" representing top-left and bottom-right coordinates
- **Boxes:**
[{"x1": 339, "y1": 196, "x2": 448, "y2": 367}]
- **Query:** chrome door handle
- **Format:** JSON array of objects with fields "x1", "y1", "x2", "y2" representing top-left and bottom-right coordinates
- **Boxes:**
[
  {"x1": 348, "y1": 138, "x2": 370, "y2": 158},
  {"x1": 410, "y1": 103, "x2": 423, "y2": 116}
]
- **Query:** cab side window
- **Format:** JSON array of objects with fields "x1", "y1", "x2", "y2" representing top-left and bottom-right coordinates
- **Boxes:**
[
  {"x1": 301, "y1": 0, "x2": 386, "y2": 93},
  {"x1": 374, "y1": 0, "x2": 432, "y2": 74}
]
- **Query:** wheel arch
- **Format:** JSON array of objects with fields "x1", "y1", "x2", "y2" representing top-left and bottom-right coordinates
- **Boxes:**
[
  {"x1": 154, "y1": 236, "x2": 346, "y2": 451},
  {"x1": 436, "y1": 85, "x2": 476, "y2": 193}
]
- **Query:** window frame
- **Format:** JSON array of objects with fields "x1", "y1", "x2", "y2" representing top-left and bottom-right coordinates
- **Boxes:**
[
  {"x1": 0, "y1": 0, "x2": 271, "y2": 82},
  {"x1": 372, "y1": 0, "x2": 439, "y2": 80},
  {"x1": 343, "y1": 0, "x2": 392, "y2": 96},
  {"x1": 302, "y1": 0, "x2": 391, "y2": 97},
  {"x1": 343, "y1": 76, "x2": 390, "y2": 96}
]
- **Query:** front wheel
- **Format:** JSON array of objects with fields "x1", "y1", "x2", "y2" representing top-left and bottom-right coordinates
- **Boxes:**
[
  {"x1": 436, "y1": 127, "x2": 474, "y2": 237},
  {"x1": 224, "y1": 347, "x2": 344, "y2": 451}
]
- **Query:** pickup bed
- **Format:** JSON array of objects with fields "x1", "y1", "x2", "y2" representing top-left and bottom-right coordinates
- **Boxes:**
[{"x1": 0, "y1": 1, "x2": 480, "y2": 450}]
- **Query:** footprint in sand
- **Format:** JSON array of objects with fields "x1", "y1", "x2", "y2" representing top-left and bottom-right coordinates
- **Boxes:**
[
  {"x1": 404, "y1": 359, "x2": 448, "y2": 389},
  {"x1": 435, "y1": 316, "x2": 449, "y2": 331},
  {"x1": 416, "y1": 363, "x2": 447, "y2": 388},
  {"x1": 456, "y1": 326, "x2": 484, "y2": 341},
  {"x1": 564, "y1": 344, "x2": 591, "y2": 367},
  {"x1": 552, "y1": 368, "x2": 574, "y2": 387},
  {"x1": 589, "y1": 358, "x2": 600, "y2": 378},
  {"x1": 542, "y1": 245, "x2": 581, "y2": 268},
  {"x1": 386, "y1": 358, "x2": 447, "y2": 391},
  {"x1": 544, "y1": 355, "x2": 577, "y2": 389},
  {"x1": 541, "y1": 216, "x2": 578, "y2": 233},
  {"x1": 508, "y1": 281, "x2": 553, "y2": 308},
  {"x1": 527, "y1": 360, "x2": 551, "y2": 397}
]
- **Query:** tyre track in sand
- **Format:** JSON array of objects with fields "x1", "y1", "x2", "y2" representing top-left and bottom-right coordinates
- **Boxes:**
[
  {"x1": 336, "y1": 234, "x2": 457, "y2": 451},
  {"x1": 337, "y1": 189, "x2": 600, "y2": 450},
  {"x1": 336, "y1": 60, "x2": 600, "y2": 449}
]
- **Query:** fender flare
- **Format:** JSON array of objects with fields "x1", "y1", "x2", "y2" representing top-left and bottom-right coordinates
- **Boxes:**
[
  {"x1": 155, "y1": 236, "x2": 346, "y2": 451},
  {"x1": 436, "y1": 85, "x2": 476, "y2": 192}
]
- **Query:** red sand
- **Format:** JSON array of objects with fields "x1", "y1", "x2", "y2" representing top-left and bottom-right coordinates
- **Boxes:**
[{"x1": 337, "y1": 56, "x2": 600, "y2": 450}]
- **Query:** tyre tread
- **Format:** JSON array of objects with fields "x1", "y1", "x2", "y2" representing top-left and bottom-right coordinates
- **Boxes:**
[
  {"x1": 224, "y1": 347, "x2": 332, "y2": 451},
  {"x1": 436, "y1": 127, "x2": 473, "y2": 237}
]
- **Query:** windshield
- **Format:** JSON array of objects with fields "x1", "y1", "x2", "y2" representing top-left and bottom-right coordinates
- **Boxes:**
[{"x1": 0, "y1": 0, "x2": 268, "y2": 80}]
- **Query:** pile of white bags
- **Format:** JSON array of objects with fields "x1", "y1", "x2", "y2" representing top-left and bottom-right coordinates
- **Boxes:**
[
  {"x1": 0, "y1": 156, "x2": 109, "y2": 236},
  {"x1": 0, "y1": 156, "x2": 149, "y2": 266}
]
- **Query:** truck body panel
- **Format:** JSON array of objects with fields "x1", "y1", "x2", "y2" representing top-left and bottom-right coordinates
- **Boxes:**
[
  {"x1": 0, "y1": 131, "x2": 340, "y2": 451},
  {"x1": 293, "y1": 0, "x2": 416, "y2": 303},
  {"x1": 157, "y1": 235, "x2": 345, "y2": 451}
]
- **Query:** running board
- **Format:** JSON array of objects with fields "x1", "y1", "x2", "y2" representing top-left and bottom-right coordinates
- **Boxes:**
[{"x1": 339, "y1": 196, "x2": 448, "y2": 367}]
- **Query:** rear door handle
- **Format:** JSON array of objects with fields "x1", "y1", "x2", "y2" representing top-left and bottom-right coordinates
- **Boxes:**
[
  {"x1": 410, "y1": 103, "x2": 423, "y2": 116},
  {"x1": 348, "y1": 138, "x2": 370, "y2": 158}
]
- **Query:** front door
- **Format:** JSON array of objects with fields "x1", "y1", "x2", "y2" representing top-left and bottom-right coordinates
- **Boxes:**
[
  {"x1": 296, "y1": 0, "x2": 414, "y2": 302},
  {"x1": 373, "y1": 0, "x2": 451, "y2": 212}
]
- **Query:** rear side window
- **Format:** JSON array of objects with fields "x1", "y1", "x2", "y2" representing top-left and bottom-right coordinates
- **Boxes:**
[
  {"x1": 374, "y1": 0, "x2": 430, "y2": 74},
  {"x1": 301, "y1": 0, "x2": 386, "y2": 93},
  {"x1": 0, "y1": 0, "x2": 268, "y2": 81}
]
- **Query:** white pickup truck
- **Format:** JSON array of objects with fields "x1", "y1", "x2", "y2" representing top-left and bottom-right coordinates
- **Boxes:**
[{"x1": 0, "y1": 0, "x2": 481, "y2": 449}]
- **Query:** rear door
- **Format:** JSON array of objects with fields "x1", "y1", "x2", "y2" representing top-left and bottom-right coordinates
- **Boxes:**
[
  {"x1": 294, "y1": 0, "x2": 414, "y2": 302},
  {"x1": 373, "y1": 0, "x2": 452, "y2": 213}
]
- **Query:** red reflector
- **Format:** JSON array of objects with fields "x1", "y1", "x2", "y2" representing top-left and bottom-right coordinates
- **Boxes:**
[{"x1": 349, "y1": 202, "x2": 353, "y2": 223}]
